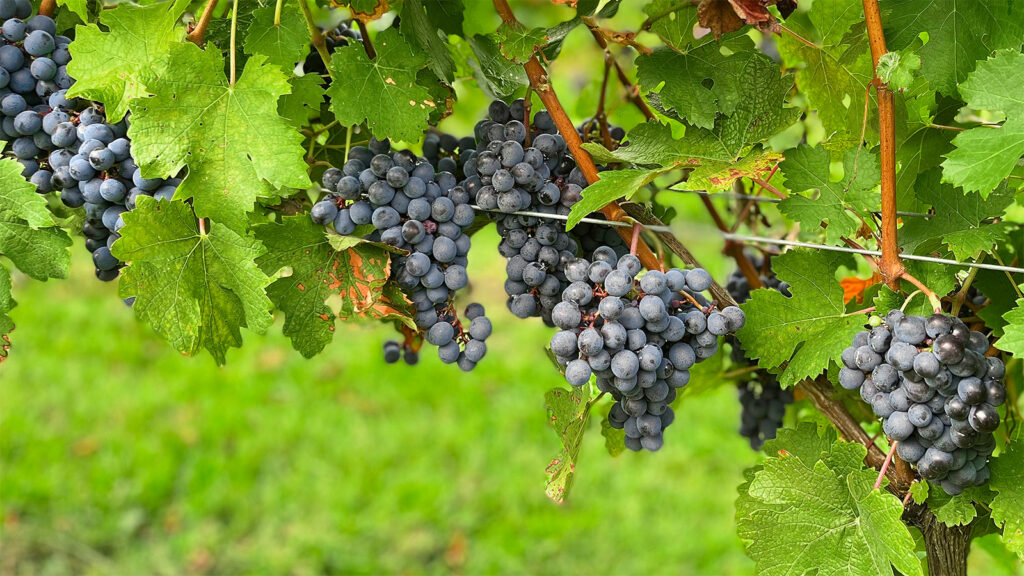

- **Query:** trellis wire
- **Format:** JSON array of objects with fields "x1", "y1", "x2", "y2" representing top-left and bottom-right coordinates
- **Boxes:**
[
  {"x1": 664, "y1": 186, "x2": 933, "y2": 219},
  {"x1": 467, "y1": 205, "x2": 1024, "y2": 275}
]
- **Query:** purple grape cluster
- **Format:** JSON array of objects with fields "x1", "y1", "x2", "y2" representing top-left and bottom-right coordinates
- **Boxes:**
[
  {"x1": 840, "y1": 310, "x2": 1005, "y2": 495},
  {"x1": 548, "y1": 248, "x2": 746, "y2": 451}
]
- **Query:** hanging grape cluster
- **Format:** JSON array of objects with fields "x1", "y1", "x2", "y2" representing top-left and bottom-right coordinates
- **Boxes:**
[
  {"x1": 548, "y1": 249, "x2": 746, "y2": 451},
  {"x1": 840, "y1": 310, "x2": 1005, "y2": 495},
  {"x1": 311, "y1": 137, "x2": 491, "y2": 370},
  {"x1": 726, "y1": 255, "x2": 794, "y2": 449},
  {"x1": 2, "y1": 10, "x2": 179, "y2": 281}
]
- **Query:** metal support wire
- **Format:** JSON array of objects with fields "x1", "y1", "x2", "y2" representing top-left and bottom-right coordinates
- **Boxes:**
[
  {"x1": 469, "y1": 205, "x2": 1024, "y2": 275},
  {"x1": 664, "y1": 186, "x2": 933, "y2": 219}
]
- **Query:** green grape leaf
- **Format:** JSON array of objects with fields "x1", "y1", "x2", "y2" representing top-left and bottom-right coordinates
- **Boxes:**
[
  {"x1": 643, "y1": 0, "x2": 702, "y2": 51},
  {"x1": 465, "y1": 34, "x2": 528, "y2": 99},
  {"x1": 423, "y1": 0, "x2": 464, "y2": 36},
  {"x1": 909, "y1": 480, "x2": 929, "y2": 504},
  {"x1": 600, "y1": 415, "x2": 625, "y2": 457},
  {"x1": 113, "y1": 198, "x2": 274, "y2": 365},
  {"x1": 243, "y1": 0, "x2": 310, "y2": 70},
  {"x1": 778, "y1": 144, "x2": 881, "y2": 246},
  {"x1": 884, "y1": 0, "x2": 1024, "y2": 96},
  {"x1": 56, "y1": 0, "x2": 90, "y2": 23},
  {"x1": 67, "y1": 0, "x2": 189, "y2": 123},
  {"x1": 737, "y1": 423, "x2": 923, "y2": 576},
  {"x1": 686, "y1": 148, "x2": 783, "y2": 191},
  {"x1": 876, "y1": 49, "x2": 921, "y2": 91},
  {"x1": 777, "y1": 8, "x2": 874, "y2": 148},
  {"x1": 326, "y1": 28, "x2": 434, "y2": 142},
  {"x1": 926, "y1": 485, "x2": 991, "y2": 527},
  {"x1": 544, "y1": 385, "x2": 592, "y2": 503},
  {"x1": 128, "y1": 44, "x2": 311, "y2": 232},
  {"x1": 254, "y1": 215, "x2": 404, "y2": 358},
  {"x1": 566, "y1": 167, "x2": 672, "y2": 230},
  {"x1": 0, "y1": 264, "x2": 12, "y2": 362},
  {"x1": 942, "y1": 50, "x2": 1024, "y2": 196},
  {"x1": 0, "y1": 157, "x2": 71, "y2": 281},
  {"x1": 900, "y1": 171, "x2": 1013, "y2": 260},
  {"x1": 580, "y1": 121, "x2": 691, "y2": 166},
  {"x1": 737, "y1": 249, "x2": 864, "y2": 388},
  {"x1": 990, "y1": 435, "x2": 1024, "y2": 560},
  {"x1": 636, "y1": 36, "x2": 757, "y2": 129},
  {"x1": 401, "y1": 0, "x2": 456, "y2": 84},
  {"x1": 278, "y1": 74, "x2": 326, "y2": 126},
  {"x1": 997, "y1": 298, "x2": 1024, "y2": 360},
  {"x1": 0, "y1": 154, "x2": 56, "y2": 228},
  {"x1": 494, "y1": 22, "x2": 548, "y2": 64},
  {"x1": 896, "y1": 125, "x2": 955, "y2": 212},
  {"x1": 540, "y1": 16, "x2": 581, "y2": 61}
]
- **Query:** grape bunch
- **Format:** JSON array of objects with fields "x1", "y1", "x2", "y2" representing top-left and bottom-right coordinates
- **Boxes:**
[
  {"x1": 726, "y1": 255, "x2": 794, "y2": 449},
  {"x1": 1, "y1": 9, "x2": 74, "y2": 175},
  {"x1": 737, "y1": 379, "x2": 793, "y2": 450},
  {"x1": 547, "y1": 247, "x2": 746, "y2": 451},
  {"x1": 311, "y1": 138, "x2": 491, "y2": 370},
  {"x1": 422, "y1": 131, "x2": 477, "y2": 178},
  {"x1": 725, "y1": 253, "x2": 791, "y2": 302},
  {"x1": 302, "y1": 16, "x2": 361, "y2": 77},
  {"x1": 839, "y1": 310, "x2": 1006, "y2": 495},
  {"x1": 466, "y1": 98, "x2": 627, "y2": 326},
  {"x1": 51, "y1": 105, "x2": 179, "y2": 281},
  {"x1": 383, "y1": 339, "x2": 419, "y2": 366}
]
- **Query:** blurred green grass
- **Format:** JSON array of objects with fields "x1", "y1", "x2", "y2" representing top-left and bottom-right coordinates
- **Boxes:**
[{"x1": 2, "y1": 228, "x2": 760, "y2": 575}]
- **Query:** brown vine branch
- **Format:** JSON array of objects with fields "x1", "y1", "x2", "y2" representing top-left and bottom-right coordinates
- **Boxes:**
[
  {"x1": 38, "y1": 0, "x2": 56, "y2": 18},
  {"x1": 583, "y1": 17, "x2": 656, "y2": 121},
  {"x1": 700, "y1": 191, "x2": 764, "y2": 290},
  {"x1": 800, "y1": 377, "x2": 913, "y2": 494},
  {"x1": 862, "y1": 0, "x2": 903, "y2": 289},
  {"x1": 187, "y1": 0, "x2": 220, "y2": 45},
  {"x1": 619, "y1": 203, "x2": 738, "y2": 308},
  {"x1": 492, "y1": 0, "x2": 664, "y2": 272}
]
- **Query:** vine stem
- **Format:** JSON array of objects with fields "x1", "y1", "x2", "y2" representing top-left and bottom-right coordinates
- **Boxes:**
[
  {"x1": 629, "y1": 222, "x2": 641, "y2": 255},
  {"x1": 273, "y1": 0, "x2": 283, "y2": 26},
  {"x1": 750, "y1": 177, "x2": 786, "y2": 199},
  {"x1": 874, "y1": 441, "x2": 898, "y2": 490},
  {"x1": 700, "y1": 191, "x2": 763, "y2": 290},
  {"x1": 491, "y1": 0, "x2": 663, "y2": 273},
  {"x1": 229, "y1": 0, "x2": 239, "y2": 86},
  {"x1": 899, "y1": 271, "x2": 943, "y2": 313},
  {"x1": 951, "y1": 259, "x2": 982, "y2": 318},
  {"x1": 861, "y1": 0, "x2": 903, "y2": 289},
  {"x1": 38, "y1": 0, "x2": 56, "y2": 17},
  {"x1": 801, "y1": 377, "x2": 913, "y2": 493},
  {"x1": 187, "y1": 0, "x2": 220, "y2": 45},
  {"x1": 582, "y1": 17, "x2": 655, "y2": 120},
  {"x1": 298, "y1": 0, "x2": 334, "y2": 80},
  {"x1": 778, "y1": 25, "x2": 816, "y2": 49},
  {"x1": 356, "y1": 20, "x2": 376, "y2": 59}
]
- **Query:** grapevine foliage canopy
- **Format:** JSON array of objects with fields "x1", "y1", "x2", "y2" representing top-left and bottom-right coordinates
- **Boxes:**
[{"x1": 2, "y1": 0, "x2": 1024, "y2": 572}]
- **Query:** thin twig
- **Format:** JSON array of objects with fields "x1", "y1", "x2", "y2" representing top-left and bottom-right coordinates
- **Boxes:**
[
  {"x1": 899, "y1": 271, "x2": 943, "y2": 313},
  {"x1": 778, "y1": 25, "x2": 817, "y2": 49},
  {"x1": 875, "y1": 441, "x2": 898, "y2": 490},
  {"x1": 583, "y1": 17, "x2": 655, "y2": 120},
  {"x1": 951, "y1": 258, "x2": 982, "y2": 317},
  {"x1": 751, "y1": 177, "x2": 787, "y2": 199}
]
